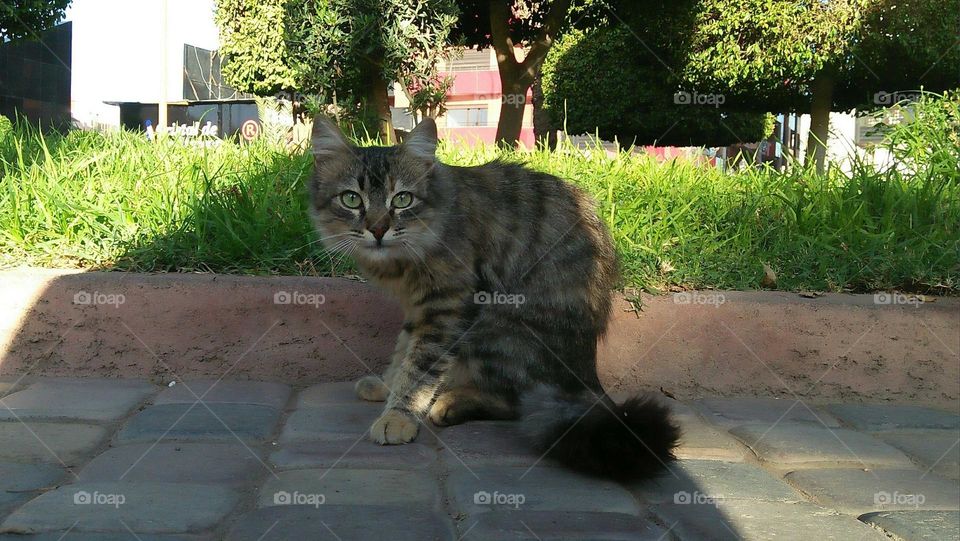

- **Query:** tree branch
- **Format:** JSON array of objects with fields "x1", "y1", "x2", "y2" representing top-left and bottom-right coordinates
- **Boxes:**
[
  {"x1": 518, "y1": 0, "x2": 572, "y2": 84},
  {"x1": 489, "y1": 0, "x2": 519, "y2": 78}
]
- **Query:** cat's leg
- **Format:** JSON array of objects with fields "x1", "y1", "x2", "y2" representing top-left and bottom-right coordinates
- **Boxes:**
[
  {"x1": 428, "y1": 387, "x2": 517, "y2": 426},
  {"x1": 355, "y1": 328, "x2": 410, "y2": 402},
  {"x1": 369, "y1": 306, "x2": 464, "y2": 445}
]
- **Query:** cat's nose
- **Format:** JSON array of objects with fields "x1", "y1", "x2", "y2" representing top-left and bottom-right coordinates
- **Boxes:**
[{"x1": 368, "y1": 224, "x2": 388, "y2": 240}]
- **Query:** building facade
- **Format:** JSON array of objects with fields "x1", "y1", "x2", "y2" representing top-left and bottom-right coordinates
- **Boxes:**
[
  {"x1": 0, "y1": 22, "x2": 72, "y2": 128},
  {"x1": 393, "y1": 48, "x2": 536, "y2": 147}
]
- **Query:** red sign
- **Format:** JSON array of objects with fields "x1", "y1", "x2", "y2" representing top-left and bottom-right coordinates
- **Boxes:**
[{"x1": 240, "y1": 119, "x2": 260, "y2": 141}]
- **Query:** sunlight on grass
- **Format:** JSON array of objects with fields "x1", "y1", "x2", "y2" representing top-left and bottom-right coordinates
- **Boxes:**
[{"x1": 0, "y1": 94, "x2": 957, "y2": 293}]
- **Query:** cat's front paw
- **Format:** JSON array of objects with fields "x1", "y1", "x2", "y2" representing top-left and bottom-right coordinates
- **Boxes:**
[
  {"x1": 370, "y1": 409, "x2": 419, "y2": 445},
  {"x1": 355, "y1": 376, "x2": 389, "y2": 402}
]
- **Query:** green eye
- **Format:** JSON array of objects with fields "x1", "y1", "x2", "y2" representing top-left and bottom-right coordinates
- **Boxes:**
[
  {"x1": 391, "y1": 192, "x2": 414, "y2": 209},
  {"x1": 339, "y1": 191, "x2": 362, "y2": 209}
]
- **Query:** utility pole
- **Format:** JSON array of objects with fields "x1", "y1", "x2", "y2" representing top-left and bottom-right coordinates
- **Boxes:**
[{"x1": 158, "y1": 0, "x2": 169, "y2": 134}]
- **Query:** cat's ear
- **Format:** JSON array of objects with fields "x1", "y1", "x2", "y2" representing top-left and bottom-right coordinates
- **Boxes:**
[
  {"x1": 311, "y1": 115, "x2": 351, "y2": 158},
  {"x1": 403, "y1": 118, "x2": 438, "y2": 159}
]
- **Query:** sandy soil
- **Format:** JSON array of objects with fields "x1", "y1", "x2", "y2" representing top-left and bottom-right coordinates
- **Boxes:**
[{"x1": 1, "y1": 268, "x2": 957, "y2": 408}]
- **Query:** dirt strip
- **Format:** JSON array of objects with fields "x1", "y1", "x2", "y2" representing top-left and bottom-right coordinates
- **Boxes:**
[{"x1": 1, "y1": 268, "x2": 956, "y2": 407}]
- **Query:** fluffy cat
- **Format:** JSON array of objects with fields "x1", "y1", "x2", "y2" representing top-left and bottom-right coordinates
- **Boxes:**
[{"x1": 308, "y1": 116, "x2": 679, "y2": 480}]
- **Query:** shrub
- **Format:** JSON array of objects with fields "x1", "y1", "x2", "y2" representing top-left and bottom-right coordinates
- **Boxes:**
[{"x1": 541, "y1": 28, "x2": 771, "y2": 147}]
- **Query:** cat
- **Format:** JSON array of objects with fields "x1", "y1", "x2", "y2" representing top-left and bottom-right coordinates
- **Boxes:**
[{"x1": 308, "y1": 116, "x2": 679, "y2": 480}]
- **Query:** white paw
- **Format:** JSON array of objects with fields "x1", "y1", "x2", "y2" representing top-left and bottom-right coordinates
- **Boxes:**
[
  {"x1": 355, "y1": 376, "x2": 389, "y2": 402},
  {"x1": 370, "y1": 409, "x2": 418, "y2": 445}
]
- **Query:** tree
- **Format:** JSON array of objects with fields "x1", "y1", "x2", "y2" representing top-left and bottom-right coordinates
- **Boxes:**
[
  {"x1": 215, "y1": 0, "x2": 458, "y2": 140},
  {"x1": 453, "y1": 0, "x2": 582, "y2": 147},
  {"x1": 404, "y1": 74, "x2": 455, "y2": 124},
  {"x1": 541, "y1": 27, "x2": 773, "y2": 147},
  {"x1": 678, "y1": 0, "x2": 960, "y2": 171},
  {"x1": 0, "y1": 0, "x2": 70, "y2": 41}
]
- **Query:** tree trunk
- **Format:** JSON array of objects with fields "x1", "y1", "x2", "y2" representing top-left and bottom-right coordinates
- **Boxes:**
[
  {"x1": 532, "y1": 72, "x2": 557, "y2": 149},
  {"x1": 805, "y1": 68, "x2": 835, "y2": 174},
  {"x1": 357, "y1": 55, "x2": 394, "y2": 142},
  {"x1": 495, "y1": 70, "x2": 528, "y2": 148},
  {"x1": 368, "y1": 70, "x2": 394, "y2": 143},
  {"x1": 487, "y1": 0, "x2": 571, "y2": 149}
]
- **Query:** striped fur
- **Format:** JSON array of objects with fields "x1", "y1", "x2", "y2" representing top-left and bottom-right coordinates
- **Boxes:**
[{"x1": 309, "y1": 117, "x2": 678, "y2": 480}]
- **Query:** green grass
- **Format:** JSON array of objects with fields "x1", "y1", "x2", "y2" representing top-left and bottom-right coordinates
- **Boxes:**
[{"x1": 1, "y1": 94, "x2": 957, "y2": 293}]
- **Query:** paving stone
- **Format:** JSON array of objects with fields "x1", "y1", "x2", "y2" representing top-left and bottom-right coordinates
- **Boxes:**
[
  {"x1": 879, "y1": 430, "x2": 960, "y2": 480},
  {"x1": 259, "y1": 468, "x2": 439, "y2": 508},
  {"x1": 459, "y1": 511, "x2": 667, "y2": 540},
  {"x1": 278, "y1": 404, "x2": 381, "y2": 441},
  {"x1": 154, "y1": 380, "x2": 291, "y2": 410},
  {"x1": 631, "y1": 459, "x2": 802, "y2": 504},
  {"x1": 445, "y1": 465, "x2": 640, "y2": 516},
  {"x1": 653, "y1": 499, "x2": 887, "y2": 540},
  {"x1": 224, "y1": 505, "x2": 455, "y2": 541},
  {"x1": 785, "y1": 468, "x2": 960, "y2": 515},
  {"x1": 79, "y1": 443, "x2": 266, "y2": 485},
  {"x1": 0, "y1": 534, "x2": 207, "y2": 541},
  {"x1": 0, "y1": 379, "x2": 155, "y2": 422},
  {"x1": 674, "y1": 418, "x2": 748, "y2": 462},
  {"x1": 729, "y1": 423, "x2": 914, "y2": 469},
  {"x1": 695, "y1": 397, "x2": 840, "y2": 428},
  {"x1": 610, "y1": 393, "x2": 701, "y2": 421},
  {"x1": 270, "y1": 440, "x2": 436, "y2": 470},
  {"x1": 0, "y1": 421, "x2": 108, "y2": 464},
  {"x1": 295, "y1": 381, "x2": 362, "y2": 407},
  {"x1": 827, "y1": 404, "x2": 960, "y2": 431},
  {"x1": 0, "y1": 463, "x2": 67, "y2": 514},
  {"x1": 0, "y1": 482, "x2": 239, "y2": 534},
  {"x1": 117, "y1": 404, "x2": 280, "y2": 443},
  {"x1": 0, "y1": 381, "x2": 19, "y2": 398},
  {"x1": 436, "y1": 421, "x2": 546, "y2": 467},
  {"x1": 859, "y1": 510, "x2": 960, "y2": 541}
]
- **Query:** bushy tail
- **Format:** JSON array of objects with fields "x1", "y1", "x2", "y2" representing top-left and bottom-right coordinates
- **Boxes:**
[{"x1": 520, "y1": 386, "x2": 680, "y2": 481}]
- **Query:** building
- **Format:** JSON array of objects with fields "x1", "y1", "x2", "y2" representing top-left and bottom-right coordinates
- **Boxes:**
[
  {"x1": 0, "y1": 22, "x2": 72, "y2": 128},
  {"x1": 393, "y1": 48, "x2": 535, "y2": 147},
  {"x1": 67, "y1": 0, "x2": 223, "y2": 130}
]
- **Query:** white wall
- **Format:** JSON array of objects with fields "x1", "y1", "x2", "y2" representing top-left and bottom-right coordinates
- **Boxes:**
[
  {"x1": 796, "y1": 111, "x2": 895, "y2": 174},
  {"x1": 66, "y1": 0, "x2": 220, "y2": 128}
]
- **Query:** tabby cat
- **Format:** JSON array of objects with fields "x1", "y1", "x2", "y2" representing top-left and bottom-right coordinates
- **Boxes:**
[{"x1": 309, "y1": 116, "x2": 679, "y2": 479}]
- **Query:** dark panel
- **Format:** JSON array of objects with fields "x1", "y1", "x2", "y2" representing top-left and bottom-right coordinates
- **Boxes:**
[{"x1": 0, "y1": 22, "x2": 72, "y2": 130}]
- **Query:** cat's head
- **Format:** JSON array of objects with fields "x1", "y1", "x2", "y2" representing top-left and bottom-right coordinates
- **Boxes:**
[{"x1": 308, "y1": 116, "x2": 450, "y2": 264}]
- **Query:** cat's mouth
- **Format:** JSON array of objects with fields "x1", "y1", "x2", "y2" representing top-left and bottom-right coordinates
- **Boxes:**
[{"x1": 361, "y1": 239, "x2": 400, "y2": 255}]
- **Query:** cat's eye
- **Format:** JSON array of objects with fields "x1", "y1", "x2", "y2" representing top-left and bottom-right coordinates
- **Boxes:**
[
  {"x1": 339, "y1": 191, "x2": 363, "y2": 209},
  {"x1": 391, "y1": 192, "x2": 414, "y2": 209}
]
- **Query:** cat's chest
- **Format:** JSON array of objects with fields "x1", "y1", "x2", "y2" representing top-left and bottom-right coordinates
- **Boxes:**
[{"x1": 362, "y1": 265, "x2": 425, "y2": 305}]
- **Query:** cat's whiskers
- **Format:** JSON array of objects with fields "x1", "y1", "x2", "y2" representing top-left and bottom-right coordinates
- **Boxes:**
[
  {"x1": 331, "y1": 242, "x2": 358, "y2": 275},
  {"x1": 322, "y1": 239, "x2": 355, "y2": 274},
  {"x1": 291, "y1": 232, "x2": 354, "y2": 252},
  {"x1": 402, "y1": 240, "x2": 428, "y2": 269}
]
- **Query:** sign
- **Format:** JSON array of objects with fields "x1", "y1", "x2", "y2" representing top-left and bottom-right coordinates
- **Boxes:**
[{"x1": 241, "y1": 119, "x2": 260, "y2": 141}]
